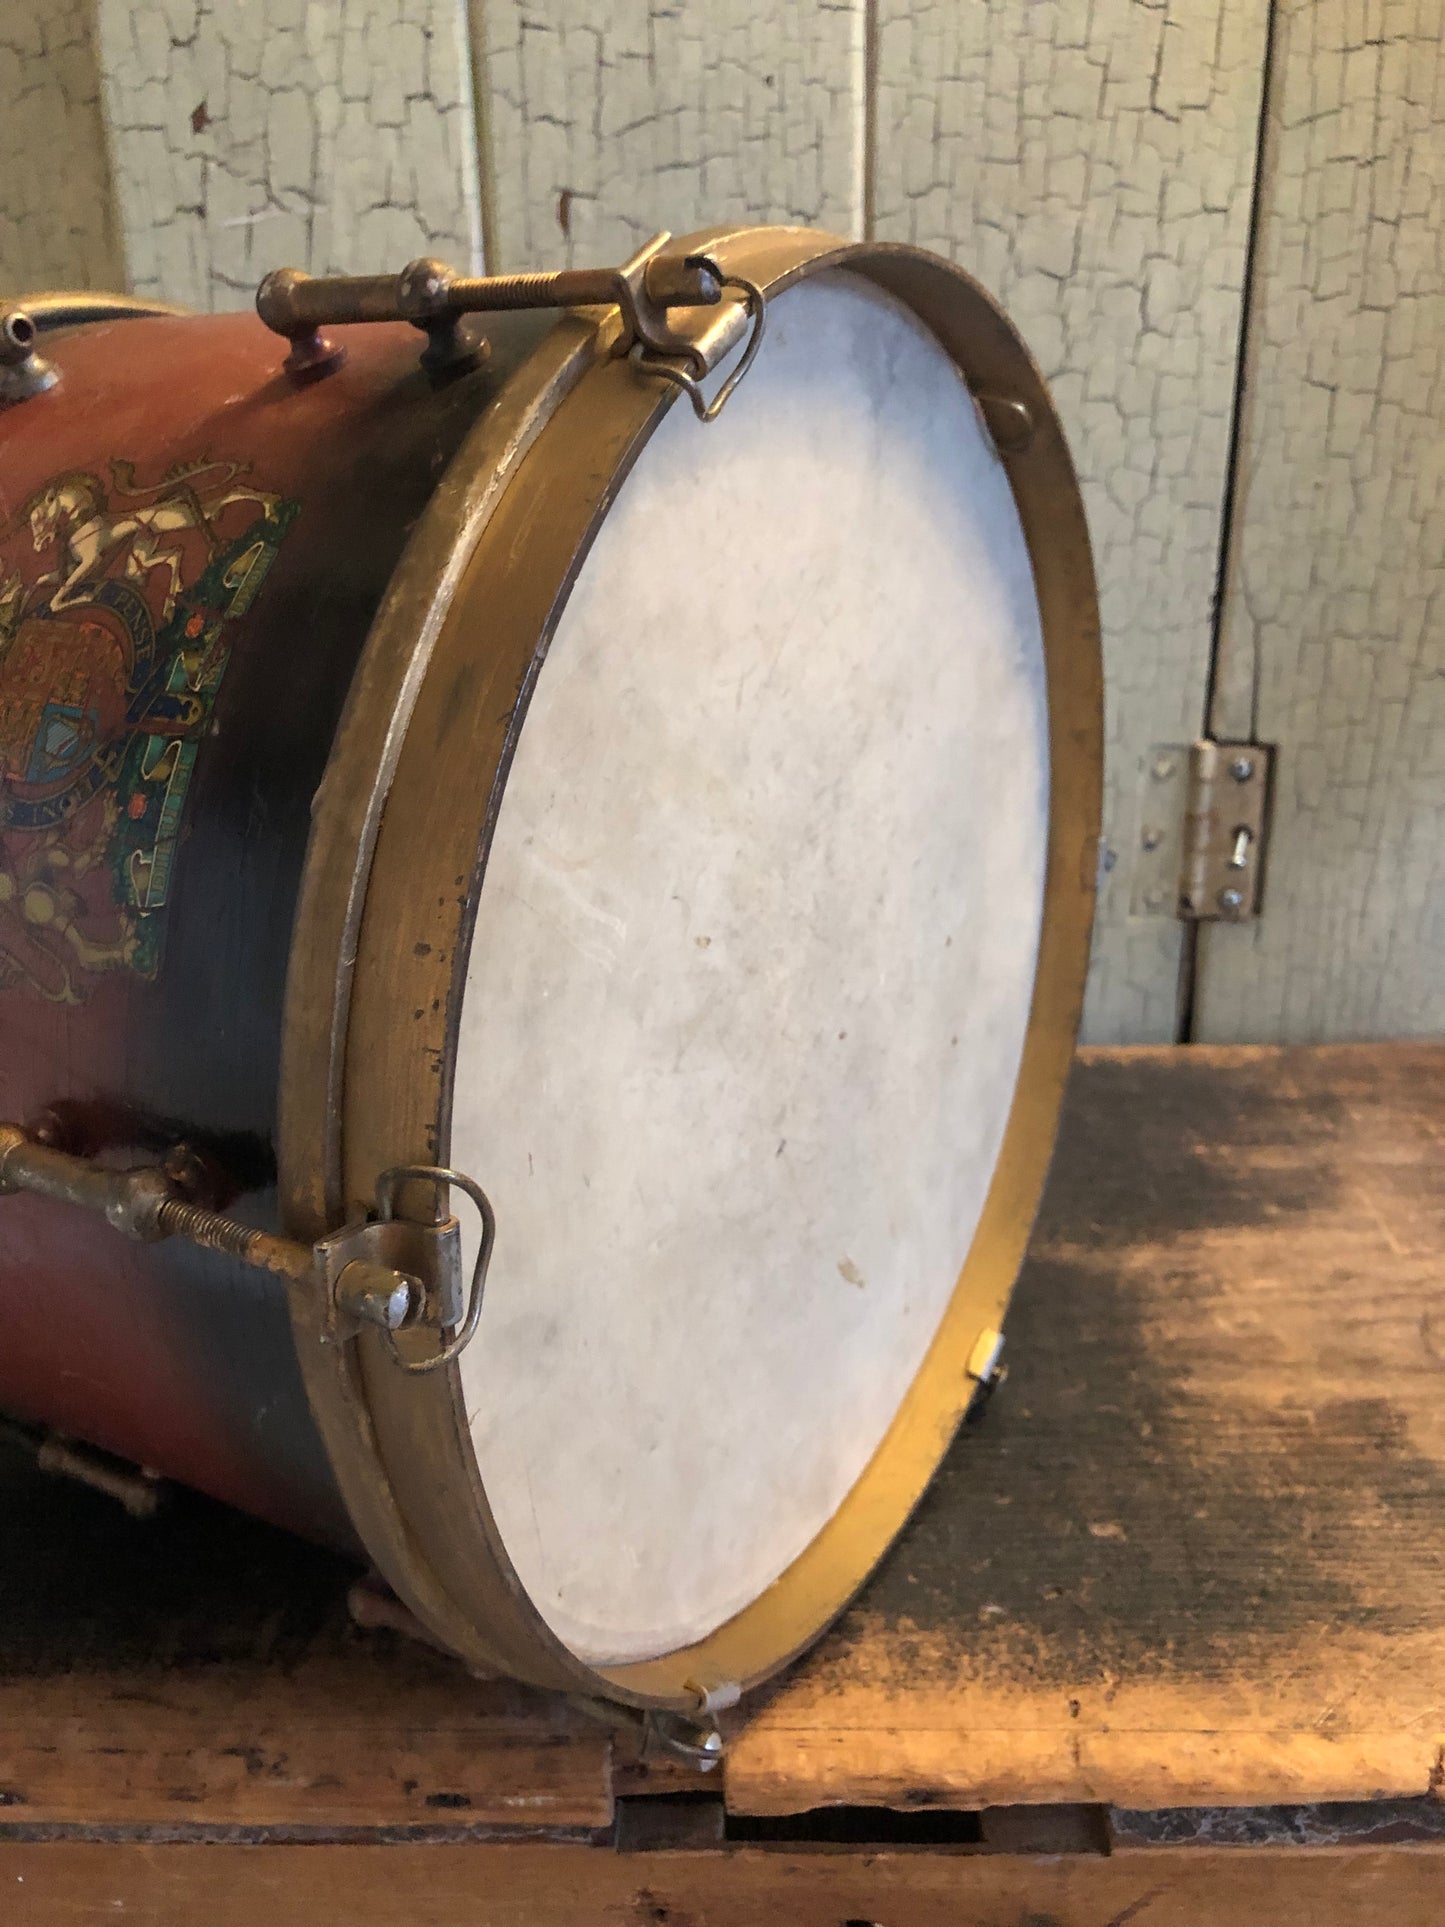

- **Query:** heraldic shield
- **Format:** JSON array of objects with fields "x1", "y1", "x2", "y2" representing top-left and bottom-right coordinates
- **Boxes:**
[{"x1": 0, "y1": 459, "x2": 299, "y2": 1002}]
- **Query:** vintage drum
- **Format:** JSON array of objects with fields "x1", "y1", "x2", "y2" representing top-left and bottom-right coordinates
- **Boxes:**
[{"x1": 0, "y1": 228, "x2": 1100, "y2": 1722}]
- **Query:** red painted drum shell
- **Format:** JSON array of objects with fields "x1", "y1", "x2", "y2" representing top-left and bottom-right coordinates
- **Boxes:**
[{"x1": 0, "y1": 305, "x2": 549, "y2": 1544}]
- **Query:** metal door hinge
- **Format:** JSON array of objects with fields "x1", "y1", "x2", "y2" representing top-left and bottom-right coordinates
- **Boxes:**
[
  {"x1": 0, "y1": 1125, "x2": 493, "y2": 1374},
  {"x1": 1130, "y1": 741, "x2": 1273, "y2": 923}
]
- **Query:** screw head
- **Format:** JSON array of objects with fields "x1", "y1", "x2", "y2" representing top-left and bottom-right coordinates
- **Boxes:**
[
  {"x1": 335, "y1": 1261, "x2": 420, "y2": 1332},
  {"x1": 1152, "y1": 754, "x2": 1176, "y2": 781},
  {"x1": 1230, "y1": 756, "x2": 1255, "y2": 782},
  {"x1": 1141, "y1": 827, "x2": 1162, "y2": 852},
  {"x1": 1217, "y1": 887, "x2": 1245, "y2": 912}
]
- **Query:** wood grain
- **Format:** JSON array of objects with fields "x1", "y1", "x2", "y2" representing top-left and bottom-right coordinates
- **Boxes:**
[
  {"x1": 728, "y1": 1044, "x2": 1445, "y2": 1811},
  {"x1": 873, "y1": 0, "x2": 1270, "y2": 1044},
  {"x1": 0, "y1": 1436, "x2": 616, "y2": 1833},
  {"x1": 3, "y1": 1046, "x2": 1442, "y2": 1831},
  {"x1": 1199, "y1": 0, "x2": 1445, "y2": 1040},
  {"x1": 2, "y1": 1839, "x2": 1443, "y2": 1927},
  {"x1": 0, "y1": 1664, "x2": 612, "y2": 1834}
]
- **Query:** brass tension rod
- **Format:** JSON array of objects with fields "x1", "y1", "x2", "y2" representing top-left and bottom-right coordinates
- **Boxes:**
[{"x1": 256, "y1": 232, "x2": 728, "y2": 378}]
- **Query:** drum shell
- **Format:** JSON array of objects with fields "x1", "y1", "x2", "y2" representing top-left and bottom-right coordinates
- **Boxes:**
[
  {"x1": 0, "y1": 233, "x2": 1103, "y2": 1715},
  {"x1": 0, "y1": 309, "x2": 542, "y2": 1543}
]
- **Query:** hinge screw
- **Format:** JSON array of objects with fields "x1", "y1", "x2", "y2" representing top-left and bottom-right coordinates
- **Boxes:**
[
  {"x1": 1151, "y1": 754, "x2": 1176, "y2": 781},
  {"x1": 1217, "y1": 887, "x2": 1245, "y2": 912},
  {"x1": 1230, "y1": 756, "x2": 1255, "y2": 782}
]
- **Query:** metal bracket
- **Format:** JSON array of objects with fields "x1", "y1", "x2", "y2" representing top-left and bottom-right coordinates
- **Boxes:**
[
  {"x1": 1130, "y1": 741, "x2": 1273, "y2": 923},
  {"x1": 0, "y1": 306, "x2": 59, "y2": 403},
  {"x1": 1180, "y1": 740, "x2": 1273, "y2": 921},
  {"x1": 255, "y1": 232, "x2": 765, "y2": 420},
  {"x1": 0, "y1": 1124, "x2": 492, "y2": 1374}
]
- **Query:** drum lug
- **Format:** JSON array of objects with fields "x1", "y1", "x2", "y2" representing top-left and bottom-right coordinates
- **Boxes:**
[
  {"x1": 0, "y1": 306, "x2": 59, "y2": 403},
  {"x1": 0, "y1": 1124, "x2": 494, "y2": 1376}
]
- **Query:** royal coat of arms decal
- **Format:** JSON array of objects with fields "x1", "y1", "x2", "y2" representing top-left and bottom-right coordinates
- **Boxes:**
[{"x1": 0, "y1": 458, "x2": 299, "y2": 1002}]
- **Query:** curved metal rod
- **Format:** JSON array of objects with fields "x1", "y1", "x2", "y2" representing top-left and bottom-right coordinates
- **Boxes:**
[
  {"x1": 374, "y1": 1163, "x2": 495, "y2": 1375},
  {"x1": 12, "y1": 290, "x2": 192, "y2": 331},
  {"x1": 636, "y1": 273, "x2": 766, "y2": 423}
]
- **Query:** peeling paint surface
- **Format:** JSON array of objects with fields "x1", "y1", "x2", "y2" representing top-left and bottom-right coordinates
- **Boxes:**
[
  {"x1": 13, "y1": 2, "x2": 1434, "y2": 1043},
  {"x1": 94, "y1": 0, "x2": 484, "y2": 310},
  {"x1": 873, "y1": 0, "x2": 1270, "y2": 1042},
  {"x1": 475, "y1": 1, "x2": 865, "y2": 268},
  {"x1": 0, "y1": 0, "x2": 123, "y2": 291},
  {"x1": 1199, "y1": 0, "x2": 1445, "y2": 1041}
]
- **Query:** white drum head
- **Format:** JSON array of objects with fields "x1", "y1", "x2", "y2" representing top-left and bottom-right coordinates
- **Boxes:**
[{"x1": 451, "y1": 270, "x2": 1049, "y2": 1665}]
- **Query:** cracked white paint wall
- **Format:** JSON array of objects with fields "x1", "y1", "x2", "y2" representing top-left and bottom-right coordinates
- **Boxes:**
[
  {"x1": 36, "y1": 0, "x2": 1420, "y2": 1044},
  {"x1": 475, "y1": 1, "x2": 865, "y2": 268},
  {"x1": 1197, "y1": 0, "x2": 1445, "y2": 1041},
  {"x1": 873, "y1": 0, "x2": 1269, "y2": 1042},
  {"x1": 478, "y1": 0, "x2": 1265, "y2": 1040},
  {"x1": 94, "y1": 0, "x2": 484, "y2": 310},
  {"x1": 0, "y1": 0, "x2": 123, "y2": 291}
]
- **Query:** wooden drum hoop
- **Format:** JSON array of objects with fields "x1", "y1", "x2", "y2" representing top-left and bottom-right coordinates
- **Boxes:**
[{"x1": 278, "y1": 226, "x2": 1103, "y2": 1714}]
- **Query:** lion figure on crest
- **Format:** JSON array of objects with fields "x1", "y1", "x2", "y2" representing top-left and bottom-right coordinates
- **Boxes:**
[{"x1": 21, "y1": 459, "x2": 281, "y2": 623}]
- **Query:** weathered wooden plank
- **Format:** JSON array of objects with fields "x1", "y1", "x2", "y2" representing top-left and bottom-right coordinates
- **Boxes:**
[
  {"x1": 3, "y1": 1048, "x2": 1441, "y2": 1830},
  {"x1": 0, "y1": 1665, "x2": 613, "y2": 1833},
  {"x1": 92, "y1": 0, "x2": 484, "y2": 310},
  {"x1": 3, "y1": 1839, "x2": 1444, "y2": 1927},
  {"x1": 874, "y1": 1, "x2": 1270, "y2": 1042},
  {"x1": 0, "y1": 0, "x2": 123, "y2": 292},
  {"x1": 727, "y1": 1044, "x2": 1445, "y2": 1812},
  {"x1": 473, "y1": 1, "x2": 864, "y2": 269},
  {"x1": 0, "y1": 1438, "x2": 615, "y2": 1833},
  {"x1": 1197, "y1": 0, "x2": 1445, "y2": 1040}
]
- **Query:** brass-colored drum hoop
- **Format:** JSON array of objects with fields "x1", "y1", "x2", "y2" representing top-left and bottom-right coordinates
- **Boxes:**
[{"x1": 278, "y1": 227, "x2": 1103, "y2": 1714}]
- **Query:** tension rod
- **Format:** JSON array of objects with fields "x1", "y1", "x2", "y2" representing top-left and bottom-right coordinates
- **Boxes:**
[
  {"x1": 255, "y1": 231, "x2": 766, "y2": 420},
  {"x1": 0, "y1": 1123, "x2": 494, "y2": 1370}
]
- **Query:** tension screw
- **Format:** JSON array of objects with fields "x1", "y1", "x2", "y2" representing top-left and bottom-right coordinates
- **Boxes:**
[{"x1": 334, "y1": 1260, "x2": 422, "y2": 1333}]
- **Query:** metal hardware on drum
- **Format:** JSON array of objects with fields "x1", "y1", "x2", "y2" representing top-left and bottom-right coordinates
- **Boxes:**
[
  {"x1": 1, "y1": 1415, "x2": 164, "y2": 1519},
  {"x1": 0, "y1": 224, "x2": 1102, "y2": 1717},
  {"x1": 631, "y1": 273, "x2": 765, "y2": 424},
  {"x1": 0, "y1": 1124, "x2": 493, "y2": 1375},
  {"x1": 0, "y1": 306, "x2": 58, "y2": 401},
  {"x1": 256, "y1": 230, "x2": 765, "y2": 418},
  {"x1": 0, "y1": 292, "x2": 192, "y2": 404},
  {"x1": 963, "y1": 1326, "x2": 1009, "y2": 1424},
  {"x1": 974, "y1": 392, "x2": 1035, "y2": 455}
]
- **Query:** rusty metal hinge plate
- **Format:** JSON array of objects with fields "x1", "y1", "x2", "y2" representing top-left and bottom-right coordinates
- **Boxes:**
[{"x1": 1130, "y1": 740, "x2": 1273, "y2": 923}]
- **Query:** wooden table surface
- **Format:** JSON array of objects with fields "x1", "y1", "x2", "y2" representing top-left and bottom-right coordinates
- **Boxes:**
[{"x1": 3, "y1": 1044, "x2": 1443, "y2": 1864}]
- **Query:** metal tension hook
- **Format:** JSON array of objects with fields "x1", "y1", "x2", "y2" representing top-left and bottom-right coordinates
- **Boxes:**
[
  {"x1": 630, "y1": 271, "x2": 766, "y2": 423},
  {"x1": 368, "y1": 1165, "x2": 495, "y2": 1375},
  {"x1": 0, "y1": 1124, "x2": 494, "y2": 1374},
  {"x1": 255, "y1": 232, "x2": 766, "y2": 421}
]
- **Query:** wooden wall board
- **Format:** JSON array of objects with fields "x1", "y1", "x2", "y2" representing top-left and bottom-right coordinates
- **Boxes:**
[
  {"x1": 1198, "y1": 0, "x2": 1445, "y2": 1041},
  {"x1": 4, "y1": 1838, "x2": 1445, "y2": 1927},
  {"x1": 0, "y1": 0, "x2": 123, "y2": 293},
  {"x1": 472, "y1": 1, "x2": 864, "y2": 270},
  {"x1": 727, "y1": 1044, "x2": 1445, "y2": 1812},
  {"x1": 93, "y1": 0, "x2": 484, "y2": 310},
  {"x1": 873, "y1": 0, "x2": 1270, "y2": 1043}
]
